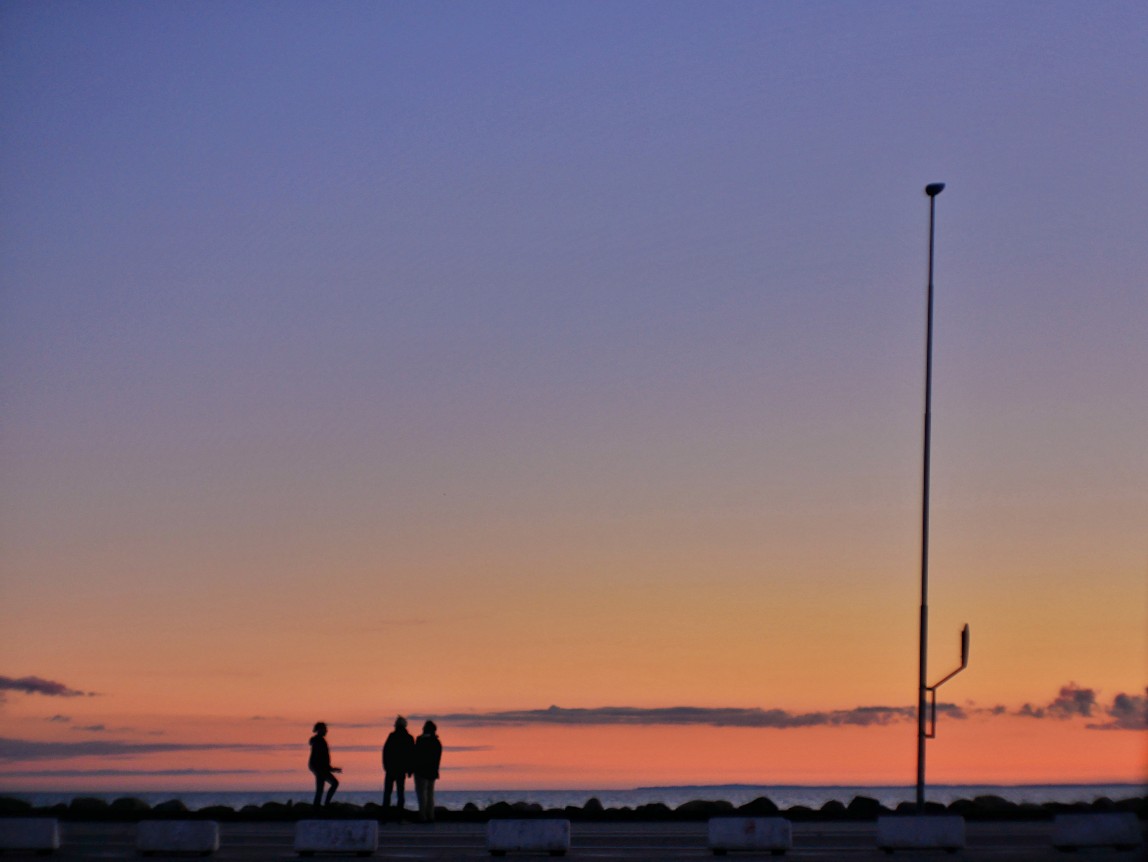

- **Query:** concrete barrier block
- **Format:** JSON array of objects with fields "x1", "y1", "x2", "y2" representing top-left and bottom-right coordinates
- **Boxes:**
[
  {"x1": 876, "y1": 815, "x2": 965, "y2": 852},
  {"x1": 294, "y1": 820, "x2": 378, "y2": 857},
  {"x1": 137, "y1": 820, "x2": 220, "y2": 856},
  {"x1": 486, "y1": 819, "x2": 571, "y2": 856},
  {"x1": 0, "y1": 818, "x2": 61, "y2": 852},
  {"x1": 708, "y1": 817, "x2": 792, "y2": 855},
  {"x1": 1052, "y1": 813, "x2": 1142, "y2": 851}
]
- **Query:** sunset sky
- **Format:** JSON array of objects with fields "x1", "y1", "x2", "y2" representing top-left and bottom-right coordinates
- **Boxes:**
[{"x1": 1, "y1": 1, "x2": 1145, "y2": 794}]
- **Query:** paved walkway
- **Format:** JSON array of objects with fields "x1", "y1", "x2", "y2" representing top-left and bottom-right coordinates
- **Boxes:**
[{"x1": 6, "y1": 820, "x2": 1142, "y2": 861}]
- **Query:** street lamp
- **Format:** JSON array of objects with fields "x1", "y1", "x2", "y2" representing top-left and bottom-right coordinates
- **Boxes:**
[{"x1": 915, "y1": 182, "x2": 969, "y2": 811}]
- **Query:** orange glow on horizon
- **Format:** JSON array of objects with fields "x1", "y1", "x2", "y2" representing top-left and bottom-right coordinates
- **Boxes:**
[{"x1": 2, "y1": 709, "x2": 1143, "y2": 793}]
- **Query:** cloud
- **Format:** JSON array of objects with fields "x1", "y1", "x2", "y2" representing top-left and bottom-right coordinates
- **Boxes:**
[
  {"x1": 1088, "y1": 689, "x2": 1148, "y2": 731},
  {"x1": 1015, "y1": 683, "x2": 1096, "y2": 719},
  {"x1": 1046, "y1": 683, "x2": 1097, "y2": 718},
  {"x1": 433, "y1": 704, "x2": 960, "y2": 729},
  {"x1": 1015, "y1": 683, "x2": 1145, "y2": 731},
  {"x1": 70, "y1": 724, "x2": 108, "y2": 733},
  {"x1": 0, "y1": 737, "x2": 296, "y2": 763},
  {"x1": 0, "y1": 675, "x2": 94, "y2": 699},
  {"x1": 0, "y1": 769, "x2": 293, "y2": 778},
  {"x1": 46, "y1": 715, "x2": 71, "y2": 723}
]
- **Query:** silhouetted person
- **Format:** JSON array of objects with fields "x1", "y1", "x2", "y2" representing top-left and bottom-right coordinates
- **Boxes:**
[
  {"x1": 308, "y1": 721, "x2": 342, "y2": 808},
  {"x1": 381, "y1": 714, "x2": 415, "y2": 819},
  {"x1": 413, "y1": 720, "x2": 442, "y2": 823}
]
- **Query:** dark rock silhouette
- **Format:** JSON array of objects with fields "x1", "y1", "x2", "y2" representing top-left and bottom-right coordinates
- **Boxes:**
[
  {"x1": 737, "y1": 796, "x2": 779, "y2": 816},
  {"x1": 68, "y1": 798, "x2": 109, "y2": 816},
  {"x1": 1, "y1": 792, "x2": 1144, "y2": 824},
  {"x1": 153, "y1": 799, "x2": 189, "y2": 816},
  {"x1": 674, "y1": 799, "x2": 735, "y2": 819},
  {"x1": 846, "y1": 796, "x2": 885, "y2": 818},
  {"x1": 820, "y1": 800, "x2": 846, "y2": 818},
  {"x1": 109, "y1": 798, "x2": 150, "y2": 817},
  {"x1": 0, "y1": 797, "x2": 33, "y2": 815},
  {"x1": 895, "y1": 800, "x2": 947, "y2": 815},
  {"x1": 635, "y1": 802, "x2": 672, "y2": 819}
]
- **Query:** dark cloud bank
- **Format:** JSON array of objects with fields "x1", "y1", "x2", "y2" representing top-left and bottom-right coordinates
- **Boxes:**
[
  {"x1": 0, "y1": 676, "x2": 94, "y2": 700},
  {"x1": 0, "y1": 768, "x2": 289, "y2": 778},
  {"x1": 0, "y1": 738, "x2": 488, "y2": 764},
  {"x1": 439, "y1": 684, "x2": 1144, "y2": 731},
  {"x1": 0, "y1": 738, "x2": 292, "y2": 762},
  {"x1": 1017, "y1": 683, "x2": 1148, "y2": 731},
  {"x1": 437, "y1": 704, "x2": 962, "y2": 729}
]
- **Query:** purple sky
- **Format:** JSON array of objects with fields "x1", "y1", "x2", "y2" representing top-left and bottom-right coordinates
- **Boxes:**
[{"x1": 1, "y1": 2, "x2": 1145, "y2": 787}]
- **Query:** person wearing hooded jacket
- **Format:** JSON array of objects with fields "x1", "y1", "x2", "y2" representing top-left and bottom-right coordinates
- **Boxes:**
[
  {"x1": 308, "y1": 722, "x2": 341, "y2": 808},
  {"x1": 412, "y1": 720, "x2": 442, "y2": 823},
  {"x1": 381, "y1": 715, "x2": 415, "y2": 818}
]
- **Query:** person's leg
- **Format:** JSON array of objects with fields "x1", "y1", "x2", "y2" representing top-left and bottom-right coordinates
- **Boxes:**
[
  {"x1": 383, "y1": 774, "x2": 394, "y2": 809},
  {"x1": 425, "y1": 779, "x2": 435, "y2": 822},
  {"x1": 414, "y1": 777, "x2": 427, "y2": 821},
  {"x1": 395, "y1": 774, "x2": 406, "y2": 814},
  {"x1": 324, "y1": 773, "x2": 339, "y2": 806},
  {"x1": 313, "y1": 772, "x2": 323, "y2": 808}
]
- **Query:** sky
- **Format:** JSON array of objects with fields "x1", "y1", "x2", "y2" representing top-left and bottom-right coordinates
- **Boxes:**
[{"x1": 1, "y1": 1, "x2": 1145, "y2": 794}]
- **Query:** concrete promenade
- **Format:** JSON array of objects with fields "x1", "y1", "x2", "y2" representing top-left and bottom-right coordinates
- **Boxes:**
[{"x1": 2, "y1": 820, "x2": 1142, "y2": 861}]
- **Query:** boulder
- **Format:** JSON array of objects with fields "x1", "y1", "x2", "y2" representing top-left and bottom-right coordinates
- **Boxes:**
[
  {"x1": 846, "y1": 796, "x2": 884, "y2": 819},
  {"x1": 110, "y1": 797, "x2": 151, "y2": 818},
  {"x1": 0, "y1": 797, "x2": 33, "y2": 816},
  {"x1": 737, "y1": 797, "x2": 779, "y2": 817},
  {"x1": 68, "y1": 797, "x2": 110, "y2": 818},
  {"x1": 675, "y1": 800, "x2": 735, "y2": 820},
  {"x1": 819, "y1": 800, "x2": 846, "y2": 819},
  {"x1": 153, "y1": 799, "x2": 190, "y2": 817}
]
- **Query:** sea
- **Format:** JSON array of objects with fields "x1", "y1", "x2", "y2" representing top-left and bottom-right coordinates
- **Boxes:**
[{"x1": 6, "y1": 784, "x2": 1145, "y2": 812}]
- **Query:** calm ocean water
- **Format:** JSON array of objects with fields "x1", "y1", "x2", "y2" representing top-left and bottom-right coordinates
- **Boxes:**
[{"x1": 7, "y1": 784, "x2": 1145, "y2": 812}]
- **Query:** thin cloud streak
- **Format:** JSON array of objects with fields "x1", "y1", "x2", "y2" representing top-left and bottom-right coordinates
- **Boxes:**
[
  {"x1": 0, "y1": 768, "x2": 294, "y2": 778},
  {"x1": 0, "y1": 737, "x2": 294, "y2": 763},
  {"x1": 436, "y1": 704, "x2": 963, "y2": 729},
  {"x1": 437, "y1": 683, "x2": 1144, "y2": 731},
  {"x1": 0, "y1": 736, "x2": 487, "y2": 765}
]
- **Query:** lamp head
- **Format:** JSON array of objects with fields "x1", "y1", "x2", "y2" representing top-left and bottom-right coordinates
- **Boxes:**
[{"x1": 925, "y1": 182, "x2": 946, "y2": 197}]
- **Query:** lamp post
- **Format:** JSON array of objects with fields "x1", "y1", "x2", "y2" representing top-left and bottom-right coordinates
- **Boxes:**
[
  {"x1": 916, "y1": 182, "x2": 945, "y2": 811},
  {"x1": 905, "y1": 184, "x2": 972, "y2": 824}
]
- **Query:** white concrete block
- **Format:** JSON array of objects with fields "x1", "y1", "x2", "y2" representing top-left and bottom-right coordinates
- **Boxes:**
[
  {"x1": 486, "y1": 819, "x2": 571, "y2": 856},
  {"x1": 708, "y1": 817, "x2": 792, "y2": 854},
  {"x1": 294, "y1": 820, "x2": 378, "y2": 856},
  {"x1": 876, "y1": 815, "x2": 965, "y2": 852},
  {"x1": 1052, "y1": 813, "x2": 1142, "y2": 850},
  {"x1": 0, "y1": 818, "x2": 60, "y2": 852},
  {"x1": 137, "y1": 820, "x2": 220, "y2": 856}
]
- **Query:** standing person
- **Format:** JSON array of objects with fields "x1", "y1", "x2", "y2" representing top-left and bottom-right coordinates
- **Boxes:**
[
  {"x1": 381, "y1": 715, "x2": 415, "y2": 820},
  {"x1": 413, "y1": 720, "x2": 442, "y2": 823},
  {"x1": 308, "y1": 722, "x2": 342, "y2": 808}
]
